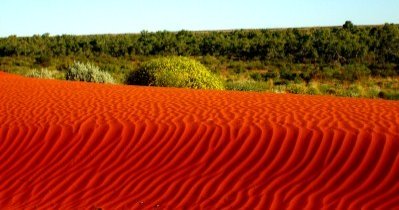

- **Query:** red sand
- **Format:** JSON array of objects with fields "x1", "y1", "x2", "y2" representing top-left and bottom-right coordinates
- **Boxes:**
[{"x1": 1, "y1": 72, "x2": 399, "y2": 209}]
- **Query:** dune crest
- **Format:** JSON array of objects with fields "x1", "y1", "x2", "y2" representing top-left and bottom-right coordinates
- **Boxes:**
[{"x1": 1, "y1": 73, "x2": 399, "y2": 209}]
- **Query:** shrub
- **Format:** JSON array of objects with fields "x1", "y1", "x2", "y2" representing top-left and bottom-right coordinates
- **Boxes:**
[
  {"x1": 66, "y1": 61, "x2": 115, "y2": 83},
  {"x1": 225, "y1": 80, "x2": 268, "y2": 91},
  {"x1": 378, "y1": 90, "x2": 399, "y2": 100},
  {"x1": 280, "y1": 69, "x2": 297, "y2": 81},
  {"x1": 321, "y1": 66, "x2": 341, "y2": 80},
  {"x1": 318, "y1": 84, "x2": 336, "y2": 95},
  {"x1": 306, "y1": 86, "x2": 320, "y2": 95},
  {"x1": 347, "y1": 84, "x2": 365, "y2": 97},
  {"x1": 366, "y1": 85, "x2": 381, "y2": 98},
  {"x1": 25, "y1": 68, "x2": 55, "y2": 79},
  {"x1": 200, "y1": 55, "x2": 222, "y2": 73},
  {"x1": 250, "y1": 72, "x2": 263, "y2": 81},
  {"x1": 127, "y1": 56, "x2": 224, "y2": 90},
  {"x1": 35, "y1": 54, "x2": 51, "y2": 67},
  {"x1": 273, "y1": 78, "x2": 288, "y2": 85},
  {"x1": 306, "y1": 82, "x2": 321, "y2": 95},
  {"x1": 286, "y1": 83, "x2": 307, "y2": 94},
  {"x1": 263, "y1": 71, "x2": 280, "y2": 80},
  {"x1": 227, "y1": 61, "x2": 247, "y2": 74},
  {"x1": 298, "y1": 72, "x2": 312, "y2": 83},
  {"x1": 266, "y1": 78, "x2": 275, "y2": 90},
  {"x1": 340, "y1": 64, "x2": 371, "y2": 81},
  {"x1": 334, "y1": 84, "x2": 365, "y2": 97}
]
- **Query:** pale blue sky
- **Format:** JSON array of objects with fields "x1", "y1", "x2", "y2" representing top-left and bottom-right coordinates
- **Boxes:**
[{"x1": 1, "y1": 0, "x2": 398, "y2": 37}]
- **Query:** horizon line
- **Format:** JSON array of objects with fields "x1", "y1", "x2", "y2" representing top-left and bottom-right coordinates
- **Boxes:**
[{"x1": 1, "y1": 22, "x2": 398, "y2": 38}]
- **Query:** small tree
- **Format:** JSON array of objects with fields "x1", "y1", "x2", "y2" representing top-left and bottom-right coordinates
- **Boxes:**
[{"x1": 343, "y1": 21, "x2": 355, "y2": 31}]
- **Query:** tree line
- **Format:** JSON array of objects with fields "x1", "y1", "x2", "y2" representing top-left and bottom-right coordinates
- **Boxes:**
[{"x1": 1, "y1": 21, "x2": 398, "y2": 71}]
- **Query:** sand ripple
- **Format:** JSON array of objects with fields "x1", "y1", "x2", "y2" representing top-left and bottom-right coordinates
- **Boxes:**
[{"x1": 1, "y1": 72, "x2": 399, "y2": 209}]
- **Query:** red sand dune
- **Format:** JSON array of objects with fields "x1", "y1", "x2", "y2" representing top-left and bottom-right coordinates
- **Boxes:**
[{"x1": 1, "y1": 72, "x2": 399, "y2": 209}]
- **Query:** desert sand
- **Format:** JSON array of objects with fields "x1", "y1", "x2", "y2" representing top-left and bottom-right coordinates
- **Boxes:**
[{"x1": 1, "y1": 72, "x2": 399, "y2": 209}]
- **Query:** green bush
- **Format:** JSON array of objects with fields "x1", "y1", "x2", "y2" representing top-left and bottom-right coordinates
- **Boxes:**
[
  {"x1": 35, "y1": 54, "x2": 51, "y2": 67},
  {"x1": 298, "y1": 72, "x2": 312, "y2": 83},
  {"x1": 225, "y1": 80, "x2": 268, "y2": 91},
  {"x1": 306, "y1": 86, "x2": 320, "y2": 95},
  {"x1": 344, "y1": 84, "x2": 365, "y2": 97},
  {"x1": 340, "y1": 64, "x2": 371, "y2": 81},
  {"x1": 250, "y1": 72, "x2": 263, "y2": 81},
  {"x1": 199, "y1": 55, "x2": 222, "y2": 73},
  {"x1": 280, "y1": 68, "x2": 299, "y2": 81},
  {"x1": 366, "y1": 85, "x2": 381, "y2": 98},
  {"x1": 263, "y1": 71, "x2": 280, "y2": 80},
  {"x1": 286, "y1": 83, "x2": 307, "y2": 94},
  {"x1": 228, "y1": 61, "x2": 247, "y2": 74},
  {"x1": 318, "y1": 84, "x2": 336, "y2": 95},
  {"x1": 378, "y1": 90, "x2": 399, "y2": 100},
  {"x1": 127, "y1": 56, "x2": 224, "y2": 90},
  {"x1": 66, "y1": 61, "x2": 115, "y2": 83},
  {"x1": 246, "y1": 60, "x2": 266, "y2": 70},
  {"x1": 321, "y1": 66, "x2": 341, "y2": 80}
]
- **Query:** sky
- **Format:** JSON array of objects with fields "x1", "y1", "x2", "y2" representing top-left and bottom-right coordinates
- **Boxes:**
[{"x1": 1, "y1": 0, "x2": 398, "y2": 37}]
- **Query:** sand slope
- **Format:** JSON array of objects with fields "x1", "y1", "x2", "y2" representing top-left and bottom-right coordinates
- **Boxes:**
[{"x1": 1, "y1": 72, "x2": 399, "y2": 209}]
